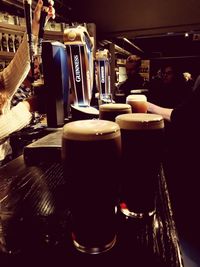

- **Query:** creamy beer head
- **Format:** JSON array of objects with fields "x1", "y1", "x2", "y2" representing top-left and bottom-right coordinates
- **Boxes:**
[
  {"x1": 63, "y1": 119, "x2": 120, "y2": 141},
  {"x1": 126, "y1": 94, "x2": 147, "y2": 113},
  {"x1": 99, "y1": 103, "x2": 132, "y2": 113},
  {"x1": 99, "y1": 103, "x2": 132, "y2": 121},
  {"x1": 115, "y1": 113, "x2": 164, "y2": 130},
  {"x1": 126, "y1": 94, "x2": 147, "y2": 102}
]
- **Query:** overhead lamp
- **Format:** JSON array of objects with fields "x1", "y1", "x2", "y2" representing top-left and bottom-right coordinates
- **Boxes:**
[
  {"x1": 122, "y1": 37, "x2": 144, "y2": 53},
  {"x1": 114, "y1": 44, "x2": 131, "y2": 56},
  {"x1": 98, "y1": 39, "x2": 131, "y2": 56}
]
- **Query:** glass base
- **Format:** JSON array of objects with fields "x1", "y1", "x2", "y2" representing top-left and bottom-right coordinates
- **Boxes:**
[
  {"x1": 72, "y1": 234, "x2": 117, "y2": 254},
  {"x1": 120, "y1": 202, "x2": 155, "y2": 219}
]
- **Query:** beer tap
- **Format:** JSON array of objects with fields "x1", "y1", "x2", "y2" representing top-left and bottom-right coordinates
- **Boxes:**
[
  {"x1": 37, "y1": 0, "x2": 50, "y2": 56},
  {"x1": 23, "y1": 0, "x2": 35, "y2": 81},
  {"x1": 95, "y1": 49, "x2": 112, "y2": 104}
]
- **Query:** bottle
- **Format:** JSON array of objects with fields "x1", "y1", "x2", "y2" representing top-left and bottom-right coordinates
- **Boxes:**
[
  {"x1": 14, "y1": 35, "x2": 20, "y2": 51},
  {"x1": 8, "y1": 34, "x2": 15, "y2": 52},
  {"x1": 0, "y1": 33, "x2": 2, "y2": 51},
  {"x1": 1, "y1": 33, "x2": 8, "y2": 52}
]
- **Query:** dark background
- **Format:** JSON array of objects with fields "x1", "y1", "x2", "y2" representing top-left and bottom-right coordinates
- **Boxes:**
[{"x1": 1, "y1": 0, "x2": 200, "y2": 78}]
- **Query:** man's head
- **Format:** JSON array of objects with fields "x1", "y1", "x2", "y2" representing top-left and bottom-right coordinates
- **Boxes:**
[
  {"x1": 162, "y1": 66, "x2": 175, "y2": 84},
  {"x1": 125, "y1": 55, "x2": 141, "y2": 78}
]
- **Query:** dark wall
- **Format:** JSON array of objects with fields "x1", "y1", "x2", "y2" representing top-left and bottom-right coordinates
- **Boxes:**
[{"x1": 71, "y1": 0, "x2": 200, "y2": 37}]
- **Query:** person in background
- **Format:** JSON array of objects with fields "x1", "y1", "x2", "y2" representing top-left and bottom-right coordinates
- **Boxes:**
[
  {"x1": 147, "y1": 83, "x2": 200, "y2": 266},
  {"x1": 11, "y1": 55, "x2": 41, "y2": 108},
  {"x1": 192, "y1": 73, "x2": 200, "y2": 92},
  {"x1": 0, "y1": 0, "x2": 55, "y2": 166},
  {"x1": 11, "y1": 81, "x2": 32, "y2": 108},
  {"x1": 116, "y1": 55, "x2": 146, "y2": 98},
  {"x1": 148, "y1": 64, "x2": 192, "y2": 108},
  {"x1": 183, "y1": 71, "x2": 194, "y2": 89}
]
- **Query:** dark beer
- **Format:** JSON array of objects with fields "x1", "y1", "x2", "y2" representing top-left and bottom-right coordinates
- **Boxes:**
[
  {"x1": 115, "y1": 113, "x2": 164, "y2": 218},
  {"x1": 99, "y1": 103, "x2": 132, "y2": 122},
  {"x1": 62, "y1": 119, "x2": 121, "y2": 253}
]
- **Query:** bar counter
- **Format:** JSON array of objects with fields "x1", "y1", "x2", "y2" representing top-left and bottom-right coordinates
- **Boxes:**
[{"x1": 0, "y1": 146, "x2": 184, "y2": 266}]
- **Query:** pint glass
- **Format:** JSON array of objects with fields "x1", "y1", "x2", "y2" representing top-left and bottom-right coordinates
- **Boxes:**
[
  {"x1": 99, "y1": 103, "x2": 132, "y2": 122},
  {"x1": 62, "y1": 119, "x2": 121, "y2": 253},
  {"x1": 115, "y1": 113, "x2": 164, "y2": 218},
  {"x1": 126, "y1": 94, "x2": 147, "y2": 113}
]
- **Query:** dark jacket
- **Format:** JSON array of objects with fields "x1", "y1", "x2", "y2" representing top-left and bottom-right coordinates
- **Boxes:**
[{"x1": 118, "y1": 74, "x2": 145, "y2": 97}]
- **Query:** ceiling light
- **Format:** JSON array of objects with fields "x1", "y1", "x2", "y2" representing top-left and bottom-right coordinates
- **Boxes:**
[{"x1": 123, "y1": 37, "x2": 144, "y2": 53}]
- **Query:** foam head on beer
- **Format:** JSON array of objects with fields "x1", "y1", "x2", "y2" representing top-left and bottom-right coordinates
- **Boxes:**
[
  {"x1": 115, "y1": 113, "x2": 164, "y2": 130},
  {"x1": 99, "y1": 103, "x2": 132, "y2": 121},
  {"x1": 126, "y1": 94, "x2": 147, "y2": 113},
  {"x1": 62, "y1": 119, "x2": 120, "y2": 141}
]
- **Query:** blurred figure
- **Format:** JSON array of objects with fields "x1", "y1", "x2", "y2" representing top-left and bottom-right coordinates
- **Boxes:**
[
  {"x1": 151, "y1": 68, "x2": 162, "y2": 82},
  {"x1": 183, "y1": 71, "x2": 193, "y2": 82},
  {"x1": 11, "y1": 55, "x2": 41, "y2": 108},
  {"x1": 147, "y1": 82, "x2": 200, "y2": 266},
  {"x1": 149, "y1": 64, "x2": 192, "y2": 108},
  {"x1": 183, "y1": 71, "x2": 194, "y2": 91},
  {"x1": 11, "y1": 84, "x2": 32, "y2": 108},
  {"x1": 116, "y1": 55, "x2": 146, "y2": 98},
  {"x1": 0, "y1": 0, "x2": 55, "y2": 166},
  {"x1": 192, "y1": 73, "x2": 200, "y2": 92}
]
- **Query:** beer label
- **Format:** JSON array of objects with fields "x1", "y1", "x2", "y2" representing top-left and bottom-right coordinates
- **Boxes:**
[
  {"x1": 65, "y1": 25, "x2": 94, "y2": 107},
  {"x1": 68, "y1": 45, "x2": 90, "y2": 106},
  {"x1": 96, "y1": 58, "x2": 111, "y2": 100},
  {"x1": 100, "y1": 60, "x2": 106, "y2": 95}
]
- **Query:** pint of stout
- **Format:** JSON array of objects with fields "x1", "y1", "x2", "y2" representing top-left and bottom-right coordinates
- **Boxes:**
[
  {"x1": 115, "y1": 113, "x2": 164, "y2": 218},
  {"x1": 99, "y1": 103, "x2": 132, "y2": 122},
  {"x1": 62, "y1": 120, "x2": 121, "y2": 253},
  {"x1": 126, "y1": 94, "x2": 147, "y2": 113}
]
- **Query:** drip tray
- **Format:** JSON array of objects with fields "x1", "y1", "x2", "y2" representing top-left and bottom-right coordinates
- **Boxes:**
[{"x1": 23, "y1": 129, "x2": 62, "y2": 165}]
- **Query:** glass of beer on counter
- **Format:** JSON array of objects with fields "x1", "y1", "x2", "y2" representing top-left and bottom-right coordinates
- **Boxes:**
[
  {"x1": 115, "y1": 113, "x2": 164, "y2": 219},
  {"x1": 62, "y1": 119, "x2": 121, "y2": 254},
  {"x1": 99, "y1": 103, "x2": 132, "y2": 122},
  {"x1": 126, "y1": 94, "x2": 147, "y2": 113}
]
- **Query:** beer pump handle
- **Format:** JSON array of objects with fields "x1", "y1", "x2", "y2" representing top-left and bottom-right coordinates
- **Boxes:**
[
  {"x1": 23, "y1": 0, "x2": 35, "y2": 81},
  {"x1": 37, "y1": 0, "x2": 50, "y2": 56}
]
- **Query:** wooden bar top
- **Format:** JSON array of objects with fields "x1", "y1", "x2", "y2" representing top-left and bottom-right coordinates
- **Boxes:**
[{"x1": 0, "y1": 155, "x2": 183, "y2": 266}]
